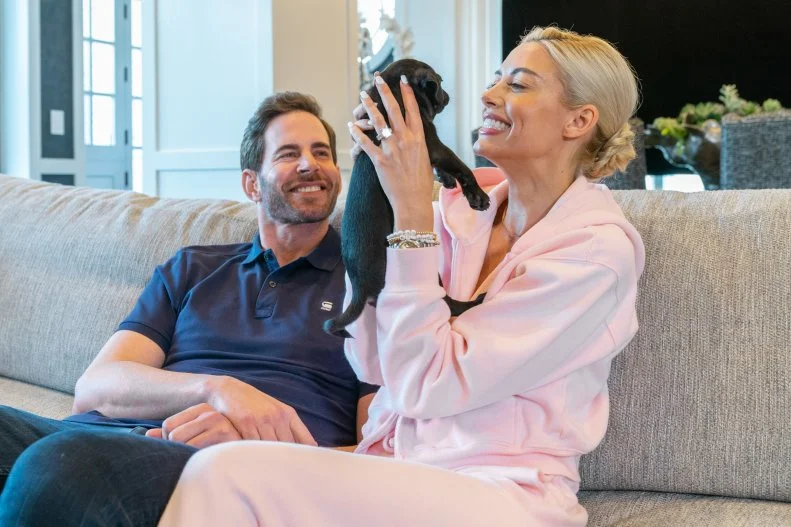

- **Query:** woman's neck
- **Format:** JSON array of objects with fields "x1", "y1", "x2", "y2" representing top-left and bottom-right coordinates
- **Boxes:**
[{"x1": 497, "y1": 157, "x2": 578, "y2": 239}]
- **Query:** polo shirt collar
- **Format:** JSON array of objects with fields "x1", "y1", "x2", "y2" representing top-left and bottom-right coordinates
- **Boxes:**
[
  {"x1": 304, "y1": 226, "x2": 341, "y2": 272},
  {"x1": 242, "y1": 227, "x2": 341, "y2": 272},
  {"x1": 242, "y1": 234, "x2": 267, "y2": 266}
]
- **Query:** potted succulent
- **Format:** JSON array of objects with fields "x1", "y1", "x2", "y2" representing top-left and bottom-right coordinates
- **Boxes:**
[{"x1": 646, "y1": 85, "x2": 784, "y2": 189}]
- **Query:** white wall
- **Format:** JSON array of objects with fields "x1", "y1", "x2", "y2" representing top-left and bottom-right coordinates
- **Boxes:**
[
  {"x1": 271, "y1": 0, "x2": 359, "y2": 182},
  {"x1": 400, "y1": 0, "x2": 502, "y2": 166},
  {"x1": 0, "y1": 0, "x2": 3, "y2": 172},
  {"x1": 0, "y1": 0, "x2": 33, "y2": 178},
  {"x1": 142, "y1": 0, "x2": 272, "y2": 198},
  {"x1": 143, "y1": 0, "x2": 359, "y2": 201},
  {"x1": 400, "y1": 0, "x2": 459, "y2": 153}
]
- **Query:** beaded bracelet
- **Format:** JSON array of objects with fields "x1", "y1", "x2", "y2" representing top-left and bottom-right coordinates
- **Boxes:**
[{"x1": 386, "y1": 229, "x2": 440, "y2": 249}]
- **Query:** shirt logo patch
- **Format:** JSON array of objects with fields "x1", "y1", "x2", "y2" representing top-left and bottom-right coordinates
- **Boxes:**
[{"x1": 320, "y1": 301, "x2": 334, "y2": 311}]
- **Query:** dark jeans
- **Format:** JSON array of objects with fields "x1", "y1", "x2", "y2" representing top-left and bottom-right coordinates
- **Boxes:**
[{"x1": 0, "y1": 405, "x2": 196, "y2": 526}]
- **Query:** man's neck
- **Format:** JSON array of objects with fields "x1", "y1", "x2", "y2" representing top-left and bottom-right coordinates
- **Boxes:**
[{"x1": 257, "y1": 217, "x2": 330, "y2": 268}]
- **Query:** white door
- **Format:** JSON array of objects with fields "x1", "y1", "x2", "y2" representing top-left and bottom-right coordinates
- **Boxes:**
[{"x1": 83, "y1": 0, "x2": 142, "y2": 190}]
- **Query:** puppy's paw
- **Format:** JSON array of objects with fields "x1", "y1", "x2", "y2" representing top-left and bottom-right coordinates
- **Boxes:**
[
  {"x1": 433, "y1": 168, "x2": 457, "y2": 189},
  {"x1": 465, "y1": 189, "x2": 491, "y2": 211}
]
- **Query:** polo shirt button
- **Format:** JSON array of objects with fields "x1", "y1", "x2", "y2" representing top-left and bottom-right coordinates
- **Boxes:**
[
  {"x1": 268, "y1": 280, "x2": 277, "y2": 288},
  {"x1": 386, "y1": 437, "x2": 395, "y2": 449}
]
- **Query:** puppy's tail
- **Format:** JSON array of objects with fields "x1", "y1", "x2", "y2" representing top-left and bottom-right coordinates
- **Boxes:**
[{"x1": 323, "y1": 290, "x2": 367, "y2": 339}]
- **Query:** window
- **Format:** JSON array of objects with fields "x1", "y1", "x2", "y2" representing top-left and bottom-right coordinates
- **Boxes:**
[
  {"x1": 83, "y1": 0, "x2": 117, "y2": 146},
  {"x1": 82, "y1": 0, "x2": 142, "y2": 190},
  {"x1": 359, "y1": 0, "x2": 396, "y2": 57},
  {"x1": 358, "y1": 0, "x2": 398, "y2": 89},
  {"x1": 130, "y1": 0, "x2": 142, "y2": 190}
]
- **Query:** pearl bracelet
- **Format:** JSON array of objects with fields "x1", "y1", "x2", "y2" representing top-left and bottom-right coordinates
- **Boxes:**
[{"x1": 386, "y1": 229, "x2": 440, "y2": 249}]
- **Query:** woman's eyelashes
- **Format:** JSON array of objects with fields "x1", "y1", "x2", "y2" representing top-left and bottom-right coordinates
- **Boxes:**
[{"x1": 485, "y1": 78, "x2": 529, "y2": 91}]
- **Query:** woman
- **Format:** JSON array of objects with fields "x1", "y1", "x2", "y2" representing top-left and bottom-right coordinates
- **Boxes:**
[{"x1": 159, "y1": 26, "x2": 645, "y2": 526}]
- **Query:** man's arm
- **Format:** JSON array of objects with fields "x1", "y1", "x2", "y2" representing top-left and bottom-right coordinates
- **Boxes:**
[
  {"x1": 72, "y1": 330, "x2": 214, "y2": 419},
  {"x1": 73, "y1": 330, "x2": 316, "y2": 445}
]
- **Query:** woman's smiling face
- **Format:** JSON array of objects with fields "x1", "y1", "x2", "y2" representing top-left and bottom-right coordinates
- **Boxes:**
[{"x1": 474, "y1": 42, "x2": 577, "y2": 165}]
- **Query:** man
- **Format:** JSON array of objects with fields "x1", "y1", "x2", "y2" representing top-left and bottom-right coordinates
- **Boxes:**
[{"x1": 0, "y1": 92, "x2": 375, "y2": 526}]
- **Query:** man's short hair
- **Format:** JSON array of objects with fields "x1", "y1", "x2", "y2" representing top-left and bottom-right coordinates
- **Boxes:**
[{"x1": 240, "y1": 92, "x2": 338, "y2": 172}]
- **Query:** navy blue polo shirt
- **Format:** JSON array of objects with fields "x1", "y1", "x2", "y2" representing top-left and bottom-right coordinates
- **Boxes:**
[{"x1": 66, "y1": 228, "x2": 378, "y2": 447}]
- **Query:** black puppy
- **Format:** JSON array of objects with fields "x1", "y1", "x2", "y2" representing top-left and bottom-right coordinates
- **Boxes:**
[{"x1": 323, "y1": 59, "x2": 490, "y2": 338}]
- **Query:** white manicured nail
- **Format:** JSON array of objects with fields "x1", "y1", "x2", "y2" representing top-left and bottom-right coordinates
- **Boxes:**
[
  {"x1": 375, "y1": 75, "x2": 385, "y2": 86},
  {"x1": 360, "y1": 91, "x2": 369, "y2": 100},
  {"x1": 400, "y1": 74, "x2": 407, "y2": 84}
]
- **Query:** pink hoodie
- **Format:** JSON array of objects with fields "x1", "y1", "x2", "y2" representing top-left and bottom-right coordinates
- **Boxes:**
[{"x1": 344, "y1": 167, "x2": 645, "y2": 486}]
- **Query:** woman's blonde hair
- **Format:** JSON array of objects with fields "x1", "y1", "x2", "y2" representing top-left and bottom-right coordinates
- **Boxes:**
[{"x1": 520, "y1": 26, "x2": 639, "y2": 180}]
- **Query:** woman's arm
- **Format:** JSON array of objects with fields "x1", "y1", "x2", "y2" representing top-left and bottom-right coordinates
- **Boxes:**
[{"x1": 374, "y1": 230, "x2": 635, "y2": 420}]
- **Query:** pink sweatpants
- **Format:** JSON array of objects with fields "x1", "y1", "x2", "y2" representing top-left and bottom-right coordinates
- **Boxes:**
[{"x1": 158, "y1": 442, "x2": 587, "y2": 526}]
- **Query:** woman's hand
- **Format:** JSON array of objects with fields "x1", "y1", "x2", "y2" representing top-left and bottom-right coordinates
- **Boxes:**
[
  {"x1": 348, "y1": 103, "x2": 371, "y2": 162},
  {"x1": 348, "y1": 75, "x2": 435, "y2": 232}
]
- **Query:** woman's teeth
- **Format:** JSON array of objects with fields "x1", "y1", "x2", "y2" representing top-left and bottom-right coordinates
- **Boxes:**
[
  {"x1": 483, "y1": 118, "x2": 510, "y2": 131},
  {"x1": 295, "y1": 185, "x2": 321, "y2": 193}
]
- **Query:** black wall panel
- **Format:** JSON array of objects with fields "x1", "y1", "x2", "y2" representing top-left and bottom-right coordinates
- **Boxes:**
[{"x1": 502, "y1": 0, "x2": 791, "y2": 121}]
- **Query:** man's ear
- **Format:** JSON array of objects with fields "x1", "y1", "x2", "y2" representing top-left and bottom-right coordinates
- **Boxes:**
[
  {"x1": 563, "y1": 104, "x2": 598, "y2": 140},
  {"x1": 242, "y1": 169, "x2": 261, "y2": 203}
]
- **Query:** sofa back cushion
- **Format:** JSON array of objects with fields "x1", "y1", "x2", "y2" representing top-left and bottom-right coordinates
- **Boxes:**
[
  {"x1": 580, "y1": 189, "x2": 791, "y2": 503},
  {"x1": 0, "y1": 176, "x2": 258, "y2": 394}
]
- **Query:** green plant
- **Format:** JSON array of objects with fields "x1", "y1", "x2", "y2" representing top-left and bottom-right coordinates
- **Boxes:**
[
  {"x1": 718, "y1": 84, "x2": 781, "y2": 117},
  {"x1": 653, "y1": 117, "x2": 687, "y2": 141},
  {"x1": 763, "y1": 98, "x2": 782, "y2": 112},
  {"x1": 679, "y1": 102, "x2": 726, "y2": 125},
  {"x1": 649, "y1": 85, "x2": 786, "y2": 175},
  {"x1": 719, "y1": 84, "x2": 744, "y2": 114},
  {"x1": 653, "y1": 84, "x2": 785, "y2": 145}
]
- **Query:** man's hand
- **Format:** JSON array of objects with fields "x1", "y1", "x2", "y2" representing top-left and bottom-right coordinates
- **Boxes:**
[
  {"x1": 205, "y1": 376, "x2": 317, "y2": 446},
  {"x1": 145, "y1": 403, "x2": 241, "y2": 448}
]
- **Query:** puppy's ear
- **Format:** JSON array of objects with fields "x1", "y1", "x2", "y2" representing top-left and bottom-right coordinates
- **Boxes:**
[{"x1": 411, "y1": 68, "x2": 448, "y2": 113}]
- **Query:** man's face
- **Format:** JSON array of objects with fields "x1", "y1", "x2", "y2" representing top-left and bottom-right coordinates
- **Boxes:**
[{"x1": 257, "y1": 111, "x2": 341, "y2": 224}]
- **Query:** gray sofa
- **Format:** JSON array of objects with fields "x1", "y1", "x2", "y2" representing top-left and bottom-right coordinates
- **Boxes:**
[{"x1": 1, "y1": 174, "x2": 789, "y2": 525}]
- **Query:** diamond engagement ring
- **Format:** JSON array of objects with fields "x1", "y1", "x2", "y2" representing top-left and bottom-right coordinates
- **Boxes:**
[{"x1": 376, "y1": 127, "x2": 393, "y2": 141}]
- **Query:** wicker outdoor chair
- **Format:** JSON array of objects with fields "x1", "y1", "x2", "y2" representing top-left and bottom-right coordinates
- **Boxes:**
[{"x1": 720, "y1": 110, "x2": 791, "y2": 189}]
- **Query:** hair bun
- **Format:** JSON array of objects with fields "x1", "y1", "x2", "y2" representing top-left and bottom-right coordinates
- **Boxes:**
[{"x1": 588, "y1": 122, "x2": 636, "y2": 179}]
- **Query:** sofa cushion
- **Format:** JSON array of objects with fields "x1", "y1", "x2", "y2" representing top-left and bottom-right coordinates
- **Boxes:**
[
  {"x1": 0, "y1": 377, "x2": 74, "y2": 420},
  {"x1": 580, "y1": 189, "x2": 791, "y2": 502},
  {"x1": 580, "y1": 490, "x2": 791, "y2": 527},
  {"x1": 0, "y1": 175, "x2": 258, "y2": 394}
]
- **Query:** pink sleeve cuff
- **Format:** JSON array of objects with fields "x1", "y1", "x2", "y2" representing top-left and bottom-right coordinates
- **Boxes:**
[{"x1": 384, "y1": 246, "x2": 442, "y2": 291}]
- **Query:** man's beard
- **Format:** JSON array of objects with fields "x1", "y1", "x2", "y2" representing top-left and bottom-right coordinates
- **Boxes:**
[{"x1": 259, "y1": 175, "x2": 338, "y2": 225}]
